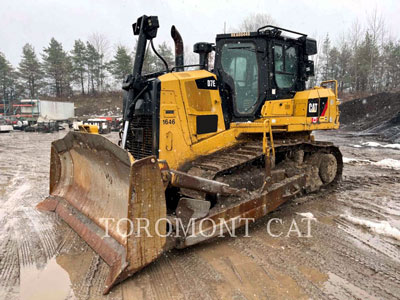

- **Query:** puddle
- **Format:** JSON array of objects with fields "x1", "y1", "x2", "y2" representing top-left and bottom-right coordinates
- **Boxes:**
[{"x1": 20, "y1": 257, "x2": 74, "y2": 300}]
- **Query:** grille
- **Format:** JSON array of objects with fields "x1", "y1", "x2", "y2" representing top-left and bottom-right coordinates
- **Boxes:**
[{"x1": 126, "y1": 115, "x2": 154, "y2": 160}]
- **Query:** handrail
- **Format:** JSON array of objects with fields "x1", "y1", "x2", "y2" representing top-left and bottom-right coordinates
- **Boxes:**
[
  {"x1": 321, "y1": 80, "x2": 338, "y2": 98},
  {"x1": 257, "y1": 25, "x2": 307, "y2": 37}
]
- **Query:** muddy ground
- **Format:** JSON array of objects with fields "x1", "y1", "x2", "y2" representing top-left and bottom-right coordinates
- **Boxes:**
[{"x1": 0, "y1": 129, "x2": 399, "y2": 300}]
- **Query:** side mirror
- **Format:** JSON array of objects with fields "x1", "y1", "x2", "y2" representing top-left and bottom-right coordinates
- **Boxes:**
[{"x1": 305, "y1": 38, "x2": 317, "y2": 56}]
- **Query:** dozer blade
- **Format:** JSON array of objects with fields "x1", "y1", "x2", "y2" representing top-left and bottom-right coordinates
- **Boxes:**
[{"x1": 37, "y1": 132, "x2": 167, "y2": 294}]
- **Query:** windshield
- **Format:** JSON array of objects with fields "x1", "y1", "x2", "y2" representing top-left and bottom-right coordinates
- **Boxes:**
[{"x1": 221, "y1": 42, "x2": 259, "y2": 114}]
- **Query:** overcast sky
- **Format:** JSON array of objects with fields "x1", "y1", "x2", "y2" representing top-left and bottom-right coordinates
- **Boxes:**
[{"x1": 1, "y1": 0, "x2": 399, "y2": 66}]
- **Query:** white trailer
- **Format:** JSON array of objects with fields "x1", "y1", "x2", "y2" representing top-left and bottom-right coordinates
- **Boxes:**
[{"x1": 20, "y1": 99, "x2": 75, "y2": 120}]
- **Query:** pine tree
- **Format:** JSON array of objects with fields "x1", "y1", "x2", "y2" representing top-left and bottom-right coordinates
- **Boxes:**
[
  {"x1": 62, "y1": 55, "x2": 74, "y2": 97},
  {"x1": 71, "y1": 40, "x2": 87, "y2": 94},
  {"x1": 382, "y1": 41, "x2": 400, "y2": 90},
  {"x1": 18, "y1": 44, "x2": 43, "y2": 98},
  {"x1": 143, "y1": 47, "x2": 156, "y2": 74},
  {"x1": 85, "y1": 42, "x2": 101, "y2": 94},
  {"x1": 154, "y1": 42, "x2": 174, "y2": 71},
  {"x1": 41, "y1": 38, "x2": 72, "y2": 97},
  {"x1": 107, "y1": 46, "x2": 133, "y2": 81},
  {"x1": 328, "y1": 47, "x2": 340, "y2": 80},
  {"x1": 354, "y1": 32, "x2": 379, "y2": 92},
  {"x1": 0, "y1": 52, "x2": 17, "y2": 100},
  {"x1": 337, "y1": 44, "x2": 352, "y2": 92}
]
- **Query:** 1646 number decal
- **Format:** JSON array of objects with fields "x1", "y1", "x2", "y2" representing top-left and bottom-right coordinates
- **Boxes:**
[{"x1": 163, "y1": 119, "x2": 175, "y2": 125}]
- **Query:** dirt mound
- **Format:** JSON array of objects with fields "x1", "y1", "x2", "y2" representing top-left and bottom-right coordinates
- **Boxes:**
[
  {"x1": 73, "y1": 92, "x2": 123, "y2": 117},
  {"x1": 340, "y1": 92, "x2": 400, "y2": 142},
  {"x1": 368, "y1": 111, "x2": 400, "y2": 142},
  {"x1": 48, "y1": 91, "x2": 123, "y2": 117}
]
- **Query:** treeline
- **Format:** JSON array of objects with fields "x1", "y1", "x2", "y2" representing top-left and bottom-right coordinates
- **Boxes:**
[
  {"x1": 1, "y1": 11, "x2": 399, "y2": 100},
  {"x1": 311, "y1": 11, "x2": 400, "y2": 94},
  {"x1": 0, "y1": 37, "x2": 174, "y2": 99}
]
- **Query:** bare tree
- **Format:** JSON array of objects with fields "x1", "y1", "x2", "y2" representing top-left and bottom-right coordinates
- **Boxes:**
[
  {"x1": 88, "y1": 32, "x2": 110, "y2": 92},
  {"x1": 367, "y1": 8, "x2": 386, "y2": 91},
  {"x1": 367, "y1": 7, "x2": 386, "y2": 47},
  {"x1": 348, "y1": 19, "x2": 363, "y2": 50},
  {"x1": 234, "y1": 13, "x2": 277, "y2": 32},
  {"x1": 184, "y1": 45, "x2": 198, "y2": 68}
]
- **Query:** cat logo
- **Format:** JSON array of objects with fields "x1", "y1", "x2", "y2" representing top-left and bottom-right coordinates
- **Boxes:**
[
  {"x1": 309, "y1": 102, "x2": 318, "y2": 113},
  {"x1": 306, "y1": 98, "x2": 320, "y2": 117}
]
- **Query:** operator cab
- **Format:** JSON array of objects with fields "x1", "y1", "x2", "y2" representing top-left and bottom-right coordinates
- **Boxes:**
[{"x1": 213, "y1": 26, "x2": 317, "y2": 122}]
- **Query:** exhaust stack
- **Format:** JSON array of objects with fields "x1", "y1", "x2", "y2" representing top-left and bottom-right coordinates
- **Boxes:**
[{"x1": 171, "y1": 26, "x2": 184, "y2": 71}]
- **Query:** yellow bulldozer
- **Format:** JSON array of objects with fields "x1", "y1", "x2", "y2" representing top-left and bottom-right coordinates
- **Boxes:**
[{"x1": 38, "y1": 15, "x2": 342, "y2": 294}]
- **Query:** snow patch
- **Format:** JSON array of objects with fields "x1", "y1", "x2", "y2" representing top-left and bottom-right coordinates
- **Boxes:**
[
  {"x1": 372, "y1": 159, "x2": 400, "y2": 169},
  {"x1": 341, "y1": 214, "x2": 400, "y2": 241},
  {"x1": 343, "y1": 157, "x2": 358, "y2": 163},
  {"x1": 383, "y1": 144, "x2": 400, "y2": 150},
  {"x1": 361, "y1": 141, "x2": 400, "y2": 150},
  {"x1": 362, "y1": 141, "x2": 381, "y2": 147},
  {"x1": 342, "y1": 157, "x2": 370, "y2": 163},
  {"x1": 296, "y1": 212, "x2": 316, "y2": 220},
  {"x1": 352, "y1": 144, "x2": 362, "y2": 148},
  {"x1": 343, "y1": 157, "x2": 400, "y2": 169}
]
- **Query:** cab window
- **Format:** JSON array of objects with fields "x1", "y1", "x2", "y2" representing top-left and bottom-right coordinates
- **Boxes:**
[
  {"x1": 221, "y1": 42, "x2": 259, "y2": 114},
  {"x1": 274, "y1": 44, "x2": 297, "y2": 89}
]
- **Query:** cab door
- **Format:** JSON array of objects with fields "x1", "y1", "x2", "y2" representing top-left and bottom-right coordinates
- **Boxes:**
[
  {"x1": 271, "y1": 42, "x2": 301, "y2": 99},
  {"x1": 215, "y1": 38, "x2": 267, "y2": 121}
]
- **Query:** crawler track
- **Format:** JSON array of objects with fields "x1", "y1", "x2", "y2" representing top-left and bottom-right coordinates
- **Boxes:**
[{"x1": 181, "y1": 138, "x2": 343, "y2": 195}]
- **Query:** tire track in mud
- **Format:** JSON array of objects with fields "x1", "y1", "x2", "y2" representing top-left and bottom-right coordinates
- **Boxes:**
[
  {"x1": 164, "y1": 249, "x2": 221, "y2": 300},
  {"x1": 145, "y1": 254, "x2": 186, "y2": 300},
  {"x1": 0, "y1": 238, "x2": 20, "y2": 298},
  {"x1": 22, "y1": 209, "x2": 58, "y2": 261},
  {"x1": 118, "y1": 263, "x2": 158, "y2": 299},
  {"x1": 231, "y1": 233, "x2": 328, "y2": 299},
  {"x1": 0, "y1": 132, "x2": 66, "y2": 299},
  {"x1": 332, "y1": 238, "x2": 400, "y2": 298},
  {"x1": 332, "y1": 161, "x2": 400, "y2": 297},
  {"x1": 288, "y1": 212, "x2": 400, "y2": 300},
  {"x1": 336, "y1": 219, "x2": 400, "y2": 263},
  {"x1": 7, "y1": 207, "x2": 58, "y2": 268},
  {"x1": 226, "y1": 174, "x2": 400, "y2": 300},
  {"x1": 341, "y1": 198, "x2": 400, "y2": 220},
  {"x1": 321, "y1": 239, "x2": 399, "y2": 299},
  {"x1": 57, "y1": 224, "x2": 85, "y2": 254},
  {"x1": 216, "y1": 237, "x2": 298, "y2": 299}
]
